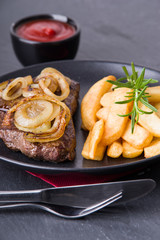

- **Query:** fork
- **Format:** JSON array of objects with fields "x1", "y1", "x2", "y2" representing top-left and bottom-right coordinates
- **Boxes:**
[
  {"x1": 0, "y1": 179, "x2": 155, "y2": 218},
  {"x1": 0, "y1": 191, "x2": 122, "y2": 219}
]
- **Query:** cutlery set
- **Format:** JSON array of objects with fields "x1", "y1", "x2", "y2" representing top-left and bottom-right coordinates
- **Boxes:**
[{"x1": 0, "y1": 179, "x2": 155, "y2": 218}]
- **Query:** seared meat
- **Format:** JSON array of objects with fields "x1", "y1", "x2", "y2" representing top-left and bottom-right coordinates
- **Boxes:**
[{"x1": 0, "y1": 79, "x2": 80, "y2": 162}]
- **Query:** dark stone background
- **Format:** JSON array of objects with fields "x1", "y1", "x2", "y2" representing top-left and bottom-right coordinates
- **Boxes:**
[{"x1": 0, "y1": 1, "x2": 160, "y2": 239}]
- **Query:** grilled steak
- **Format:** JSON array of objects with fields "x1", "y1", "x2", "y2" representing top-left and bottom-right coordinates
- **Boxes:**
[{"x1": 0, "y1": 79, "x2": 80, "y2": 162}]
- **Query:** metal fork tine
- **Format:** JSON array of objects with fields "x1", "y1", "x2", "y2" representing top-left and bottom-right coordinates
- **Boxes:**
[{"x1": 80, "y1": 191, "x2": 123, "y2": 215}]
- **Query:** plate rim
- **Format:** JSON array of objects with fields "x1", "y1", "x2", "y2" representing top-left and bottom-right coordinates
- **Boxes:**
[{"x1": 1, "y1": 59, "x2": 160, "y2": 79}]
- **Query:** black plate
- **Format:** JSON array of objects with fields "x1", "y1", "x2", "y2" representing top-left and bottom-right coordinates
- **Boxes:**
[{"x1": 0, "y1": 60, "x2": 159, "y2": 174}]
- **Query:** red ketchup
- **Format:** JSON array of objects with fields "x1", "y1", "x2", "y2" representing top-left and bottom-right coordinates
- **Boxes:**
[{"x1": 16, "y1": 19, "x2": 75, "y2": 42}]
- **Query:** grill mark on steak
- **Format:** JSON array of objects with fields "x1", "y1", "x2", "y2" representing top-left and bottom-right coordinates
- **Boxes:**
[{"x1": 0, "y1": 79, "x2": 80, "y2": 162}]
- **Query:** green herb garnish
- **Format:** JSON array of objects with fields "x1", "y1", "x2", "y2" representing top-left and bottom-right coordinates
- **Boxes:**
[{"x1": 107, "y1": 62, "x2": 158, "y2": 133}]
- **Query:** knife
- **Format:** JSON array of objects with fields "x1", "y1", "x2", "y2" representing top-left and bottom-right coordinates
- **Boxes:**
[{"x1": 0, "y1": 179, "x2": 156, "y2": 208}]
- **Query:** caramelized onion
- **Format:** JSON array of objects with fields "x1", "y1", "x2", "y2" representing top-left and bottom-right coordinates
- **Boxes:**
[
  {"x1": 37, "y1": 67, "x2": 70, "y2": 101},
  {"x1": 1, "y1": 76, "x2": 33, "y2": 101},
  {"x1": 0, "y1": 80, "x2": 9, "y2": 97},
  {"x1": 22, "y1": 76, "x2": 59, "y2": 98},
  {"x1": 41, "y1": 76, "x2": 59, "y2": 92},
  {"x1": 22, "y1": 84, "x2": 42, "y2": 98},
  {"x1": 25, "y1": 75, "x2": 33, "y2": 85},
  {"x1": 0, "y1": 80, "x2": 9, "y2": 91},
  {"x1": 3, "y1": 94, "x2": 71, "y2": 142},
  {"x1": 14, "y1": 99, "x2": 54, "y2": 128},
  {"x1": 24, "y1": 110, "x2": 66, "y2": 142},
  {"x1": 14, "y1": 121, "x2": 51, "y2": 133},
  {"x1": 24, "y1": 119, "x2": 66, "y2": 142},
  {"x1": 30, "y1": 83, "x2": 39, "y2": 88},
  {"x1": 1, "y1": 67, "x2": 72, "y2": 143}
]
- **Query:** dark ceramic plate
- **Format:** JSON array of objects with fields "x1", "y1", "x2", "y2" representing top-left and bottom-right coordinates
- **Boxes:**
[{"x1": 0, "y1": 60, "x2": 159, "y2": 174}]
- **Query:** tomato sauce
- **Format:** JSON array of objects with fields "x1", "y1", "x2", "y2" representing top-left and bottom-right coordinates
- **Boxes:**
[{"x1": 16, "y1": 19, "x2": 76, "y2": 42}]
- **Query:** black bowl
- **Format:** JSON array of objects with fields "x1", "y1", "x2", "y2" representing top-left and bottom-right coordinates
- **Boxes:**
[{"x1": 10, "y1": 14, "x2": 80, "y2": 66}]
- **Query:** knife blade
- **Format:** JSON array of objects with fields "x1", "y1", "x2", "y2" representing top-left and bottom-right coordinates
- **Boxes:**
[
  {"x1": 0, "y1": 179, "x2": 156, "y2": 208},
  {"x1": 47, "y1": 178, "x2": 156, "y2": 207}
]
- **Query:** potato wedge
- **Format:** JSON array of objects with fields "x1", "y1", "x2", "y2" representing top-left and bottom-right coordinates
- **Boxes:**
[
  {"x1": 107, "y1": 139, "x2": 123, "y2": 158},
  {"x1": 100, "y1": 91, "x2": 114, "y2": 107},
  {"x1": 81, "y1": 131, "x2": 92, "y2": 160},
  {"x1": 144, "y1": 138, "x2": 160, "y2": 158},
  {"x1": 147, "y1": 86, "x2": 160, "y2": 103},
  {"x1": 81, "y1": 132, "x2": 105, "y2": 161},
  {"x1": 152, "y1": 102, "x2": 160, "y2": 117},
  {"x1": 97, "y1": 91, "x2": 114, "y2": 121},
  {"x1": 122, "y1": 119, "x2": 153, "y2": 149},
  {"x1": 81, "y1": 75, "x2": 116, "y2": 131},
  {"x1": 102, "y1": 88, "x2": 133, "y2": 146},
  {"x1": 93, "y1": 143, "x2": 106, "y2": 161},
  {"x1": 81, "y1": 119, "x2": 106, "y2": 161},
  {"x1": 96, "y1": 107, "x2": 110, "y2": 121},
  {"x1": 122, "y1": 140, "x2": 143, "y2": 158},
  {"x1": 89, "y1": 119, "x2": 104, "y2": 159},
  {"x1": 138, "y1": 102, "x2": 160, "y2": 137}
]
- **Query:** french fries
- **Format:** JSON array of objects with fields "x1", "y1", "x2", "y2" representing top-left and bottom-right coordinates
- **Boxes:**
[{"x1": 81, "y1": 75, "x2": 116, "y2": 131}]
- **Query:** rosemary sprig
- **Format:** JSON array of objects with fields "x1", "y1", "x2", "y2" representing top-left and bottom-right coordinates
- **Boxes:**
[{"x1": 107, "y1": 62, "x2": 158, "y2": 133}]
